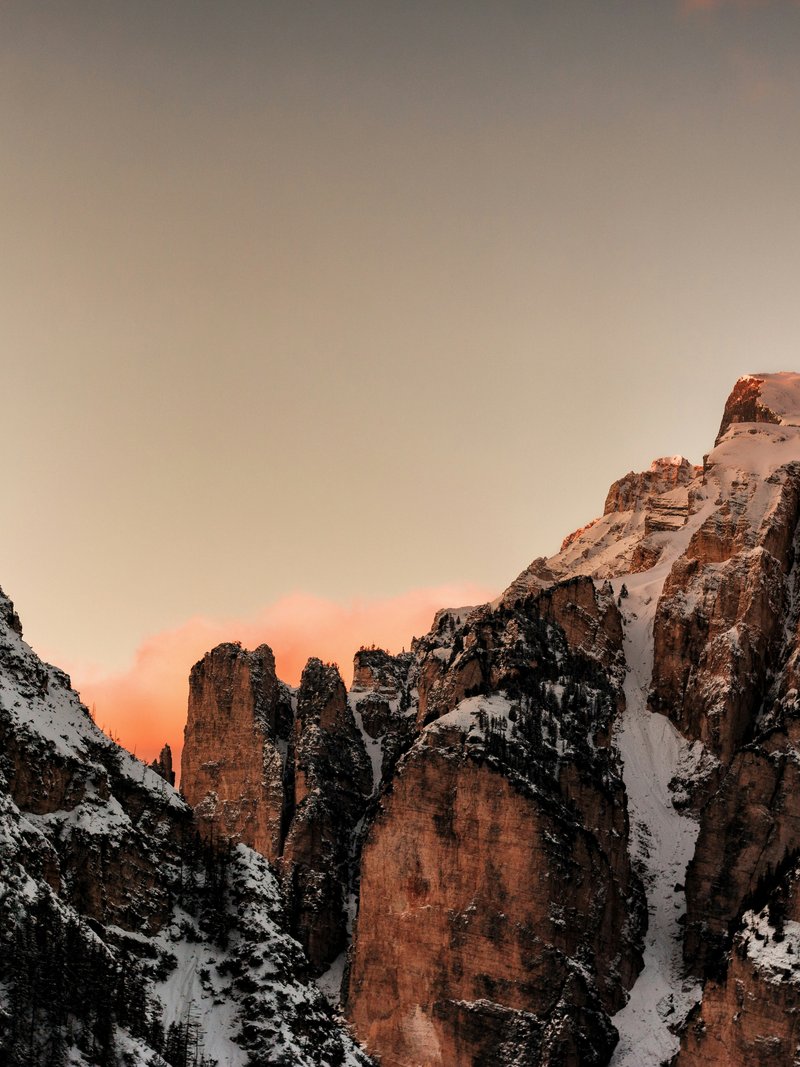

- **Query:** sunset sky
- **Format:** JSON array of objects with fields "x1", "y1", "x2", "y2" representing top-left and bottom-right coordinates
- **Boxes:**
[{"x1": 2, "y1": 1, "x2": 800, "y2": 761}]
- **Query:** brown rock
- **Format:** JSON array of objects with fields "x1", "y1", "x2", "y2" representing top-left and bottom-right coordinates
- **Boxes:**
[
  {"x1": 347, "y1": 730, "x2": 640, "y2": 1067},
  {"x1": 684, "y1": 723, "x2": 800, "y2": 972},
  {"x1": 676, "y1": 871, "x2": 800, "y2": 1067},
  {"x1": 181, "y1": 642, "x2": 293, "y2": 861},
  {"x1": 347, "y1": 578, "x2": 642, "y2": 1067}
]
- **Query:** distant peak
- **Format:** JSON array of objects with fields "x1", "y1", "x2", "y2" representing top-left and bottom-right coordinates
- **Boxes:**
[
  {"x1": 716, "y1": 371, "x2": 800, "y2": 445},
  {"x1": 649, "y1": 455, "x2": 692, "y2": 472}
]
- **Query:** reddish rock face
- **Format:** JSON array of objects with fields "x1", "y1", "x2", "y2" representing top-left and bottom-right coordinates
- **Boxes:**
[
  {"x1": 182, "y1": 647, "x2": 372, "y2": 971},
  {"x1": 181, "y1": 642, "x2": 293, "y2": 862},
  {"x1": 676, "y1": 949, "x2": 800, "y2": 1066},
  {"x1": 347, "y1": 725, "x2": 641, "y2": 1067},
  {"x1": 684, "y1": 723, "x2": 800, "y2": 972},
  {"x1": 347, "y1": 583, "x2": 643, "y2": 1067},
  {"x1": 676, "y1": 872, "x2": 800, "y2": 1067}
]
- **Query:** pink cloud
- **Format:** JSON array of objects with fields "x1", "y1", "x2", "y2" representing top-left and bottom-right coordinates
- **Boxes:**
[{"x1": 57, "y1": 584, "x2": 494, "y2": 770}]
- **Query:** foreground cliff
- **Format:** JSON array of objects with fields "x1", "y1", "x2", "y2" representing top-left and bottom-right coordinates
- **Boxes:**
[{"x1": 347, "y1": 584, "x2": 645, "y2": 1067}]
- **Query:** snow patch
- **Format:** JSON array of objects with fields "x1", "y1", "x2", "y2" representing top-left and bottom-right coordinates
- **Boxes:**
[
  {"x1": 740, "y1": 909, "x2": 800, "y2": 983},
  {"x1": 607, "y1": 503, "x2": 716, "y2": 1066}
]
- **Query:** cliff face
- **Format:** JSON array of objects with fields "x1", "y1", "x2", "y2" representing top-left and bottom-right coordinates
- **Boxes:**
[
  {"x1": 715, "y1": 373, "x2": 785, "y2": 444},
  {"x1": 349, "y1": 741, "x2": 628, "y2": 1067},
  {"x1": 650, "y1": 459, "x2": 800, "y2": 766},
  {"x1": 675, "y1": 868, "x2": 800, "y2": 1067},
  {"x1": 182, "y1": 649, "x2": 373, "y2": 972},
  {"x1": 182, "y1": 642, "x2": 293, "y2": 861},
  {"x1": 438, "y1": 372, "x2": 800, "y2": 1066},
  {"x1": 346, "y1": 585, "x2": 644, "y2": 1067},
  {"x1": 0, "y1": 588, "x2": 371, "y2": 1067},
  {"x1": 604, "y1": 456, "x2": 701, "y2": 516}
]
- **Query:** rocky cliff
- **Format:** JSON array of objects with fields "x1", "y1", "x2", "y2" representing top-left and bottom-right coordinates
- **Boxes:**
[
  {"x1": 674, "y1": 865, "x2": 800, "y2": 1067},
  {"x1": 14, "y1": 371, "x2": 800, "y2": 1066},
  {"x1": 182, "y1": 642, "x2": 294, "y2": 862},
  {"x1": 347, "y1": 584, "x2": 644, "y2": 1067},
  {"x1": 182, "y1": 648, "x2": 373, "y2": 973},
  {"x1": 0, "y1": 588, "x2": 372, "y2": 1066}
]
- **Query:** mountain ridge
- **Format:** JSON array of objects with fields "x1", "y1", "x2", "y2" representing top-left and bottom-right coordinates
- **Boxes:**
[{"x1": 6, "y1": 372, "x2": 800, "y2": 1065}]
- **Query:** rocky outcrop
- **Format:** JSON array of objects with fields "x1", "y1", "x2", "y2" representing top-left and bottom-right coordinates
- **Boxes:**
[
  {"x1": 604, "y1": 456, "x2": 700, "y2": 515},
  {"x1": 417, "y1": 577, "x2": 624, "y2": 728},
  {"x1": 349, "y1": 647, "x2": 417, "y2": 787},
  {"x1": 181, "y1": 642, "x2": 293, "y2": 861},
  {"x1": 350, "y1": 647, "x2": 414, "y2": 740},
  {"x1": 347, "y1": 586, "x2": 644, "y2": 1067},
  {"x1": 149, "y1": 742, "x2": 175, "y2": 785},
  {"x1": 681, "y1": 554, "x2": 800, "y2": 973},
  {"x1": 282, "y1": 658, "x2": 372, "y2": 970},
  {"x1": 181, "y1": 643, "x2": 373, "y2": 972}
]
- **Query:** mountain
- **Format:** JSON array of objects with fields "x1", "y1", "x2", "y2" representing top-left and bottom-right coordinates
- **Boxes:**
[
  {"x1": 0, "y1": 589, "x2": 372, "y2": 1066},
  {"x1": 6, "y1": 372, "x2": 800, "y2": 1066}
]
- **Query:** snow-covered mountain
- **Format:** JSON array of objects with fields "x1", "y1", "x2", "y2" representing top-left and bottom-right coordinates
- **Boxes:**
[{"x1": 6, "y1": 372, "x2": 800, "y2": 1066}]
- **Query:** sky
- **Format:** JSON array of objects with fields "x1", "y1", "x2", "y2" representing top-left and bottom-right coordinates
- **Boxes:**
[{"x1": 2, "y1": 1, "x2": 800, "y2": 762}]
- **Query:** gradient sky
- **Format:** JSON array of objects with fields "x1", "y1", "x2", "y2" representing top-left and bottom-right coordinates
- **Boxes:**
[{"x1": 2, "y1": 1, "x2": 800, "y2": 759}]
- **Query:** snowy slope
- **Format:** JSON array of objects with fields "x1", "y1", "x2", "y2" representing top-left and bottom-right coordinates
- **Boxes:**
[
  {"x1": 608, "y1": 568, "x2": 702, "y2": 1067},
  {"x1": 0, "y1": 586, "x2": 372, "y2": 1067}
]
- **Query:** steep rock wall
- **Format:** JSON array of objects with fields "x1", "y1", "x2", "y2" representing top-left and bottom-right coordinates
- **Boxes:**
[{"x1": 181, "y1": 642, "x2": 293, "y2": 861}]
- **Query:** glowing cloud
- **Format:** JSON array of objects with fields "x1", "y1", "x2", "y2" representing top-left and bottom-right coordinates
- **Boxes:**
[{"x1": 60, "y1": 584, "x2": 495, "y2": 770}]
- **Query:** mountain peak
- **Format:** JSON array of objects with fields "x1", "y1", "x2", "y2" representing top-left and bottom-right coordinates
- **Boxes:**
[{"x1": 716, "y1": 371, "x2": 800, "y2": 445}]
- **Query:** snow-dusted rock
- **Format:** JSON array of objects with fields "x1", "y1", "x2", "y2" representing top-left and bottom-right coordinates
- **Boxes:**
[{"x1": 0, "y1": 589, "x2": 372, "y2": 1066}]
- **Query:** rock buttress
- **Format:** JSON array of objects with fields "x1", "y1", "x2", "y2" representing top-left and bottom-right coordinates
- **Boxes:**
[{"x1": 181, "y1": 642, "x2": 293, "y2": 862}]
